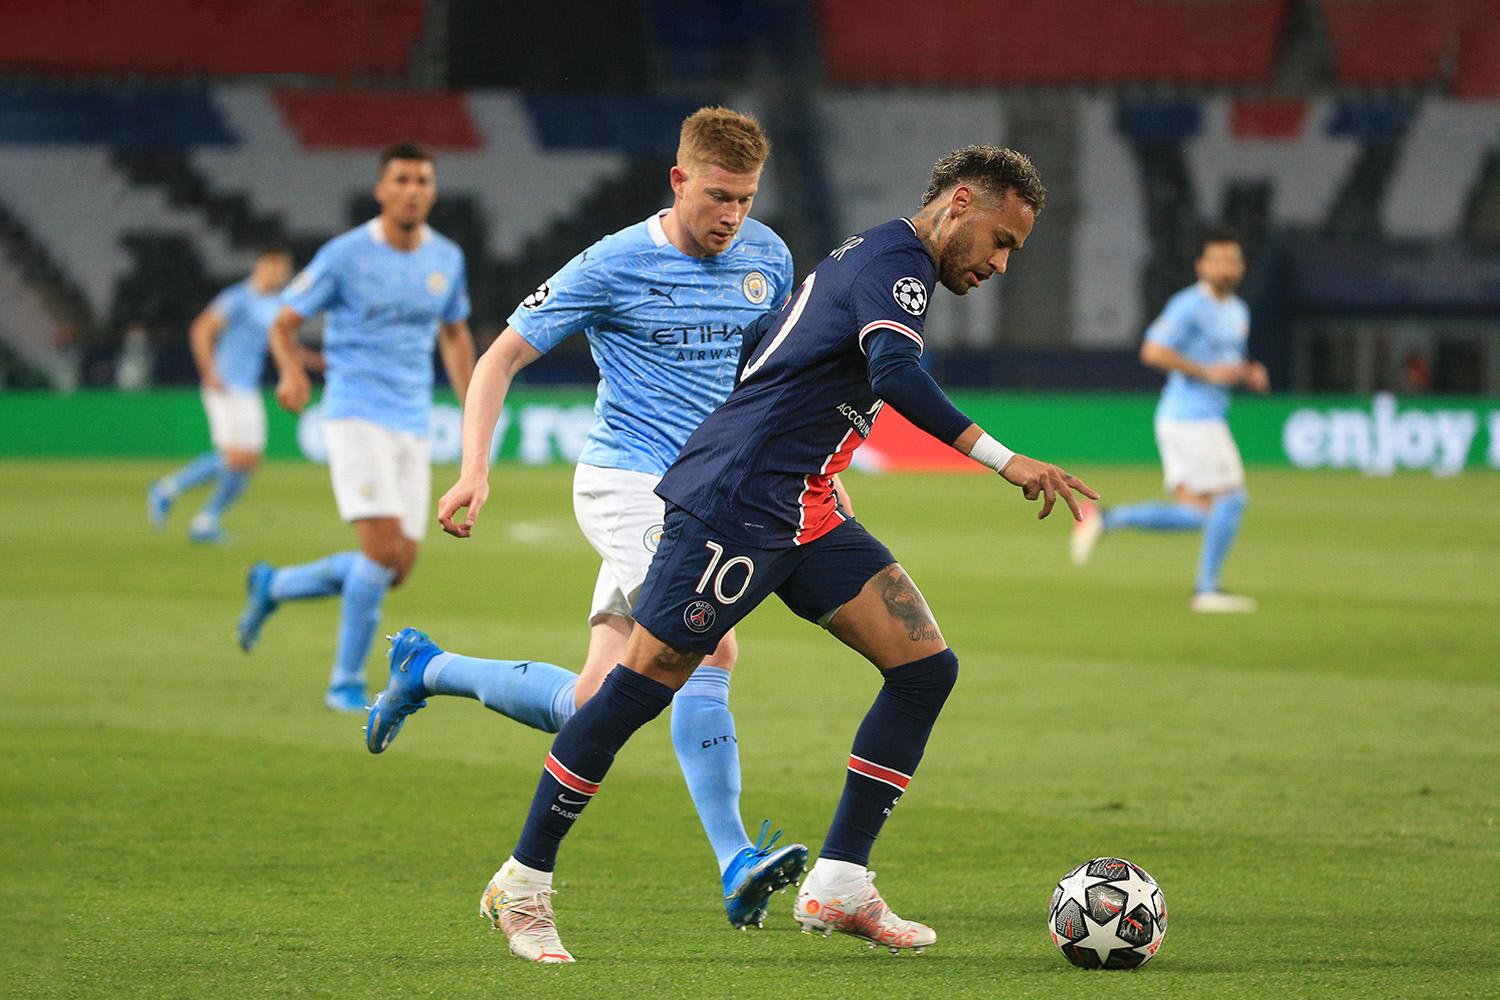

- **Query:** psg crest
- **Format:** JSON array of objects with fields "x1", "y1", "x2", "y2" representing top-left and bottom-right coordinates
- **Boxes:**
[
  {"x1": 742, "y1": 270, "x2": 769, "y2": 304},
  {"x1": 683, "y1": 600, "x2": 716, "y2": 633},
  {"x1": 892, "y1": 277, "x2": 927, "y2": 316}
]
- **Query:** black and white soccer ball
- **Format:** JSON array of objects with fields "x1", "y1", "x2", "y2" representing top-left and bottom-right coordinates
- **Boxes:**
[{"x1": 1047, "y1": 857, "x2": 1167, "y2": 969}]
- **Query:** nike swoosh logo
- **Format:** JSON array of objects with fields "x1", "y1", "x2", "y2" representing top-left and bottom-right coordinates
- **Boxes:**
[{"x1": 558, "y1": 795, "x2": 587, "y2": 806}]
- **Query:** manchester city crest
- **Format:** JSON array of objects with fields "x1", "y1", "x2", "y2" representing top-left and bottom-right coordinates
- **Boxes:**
[
  {"x1": 742, "y1": 270, "x2": 769, "y2": 305},
  {"x1": 426, "y1": 271, "x2": 447, "y2": 295},
  {"x1": 643, "y1": 523, "x2": 664, "y2": 554}
]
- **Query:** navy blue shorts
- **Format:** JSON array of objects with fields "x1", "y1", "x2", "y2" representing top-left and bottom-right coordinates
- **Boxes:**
[{"x1": 631, "y1": 505, "x2": 897, "y2": 655}]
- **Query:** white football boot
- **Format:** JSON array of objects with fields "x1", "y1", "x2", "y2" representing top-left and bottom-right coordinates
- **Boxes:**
[
  {"x1": 480, "y1": 865, "x2": 575, "y2": 963},
  {"x1": 1070, "y1": 501, "x2": 1104, "y2": 566},
  {"x1": 794, "y1": 867, "x2": 935, "y2": 953},
  {"x1": 1190, "y1": 591, "x2": 1257, "y2": 613}
]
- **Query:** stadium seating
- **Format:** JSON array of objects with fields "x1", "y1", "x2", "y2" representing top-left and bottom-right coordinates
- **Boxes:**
[
  {"x1": 817, "y1": 0, "x2": 1289, "y2": 85},
  {"x1": 0, "y1": 0, "x2": 425, "y2": 78}
]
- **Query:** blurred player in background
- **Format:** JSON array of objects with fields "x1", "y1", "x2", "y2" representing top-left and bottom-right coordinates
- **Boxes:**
[
  {"x1": 235, "y1": 142, "x2": 475, "y2": 712},
  {"x1": 147, "y1": 244, "x2": 293, "y2": 543},
  {"x1": 1071, "y1": 226, "x2": 1268, "y2": 612},
  {"x1": 367, "y1": 108, "x2": 812, "y2": 930},
  {"x1": 476, "y1": 146, "x2": 1096, "y2": 963}
]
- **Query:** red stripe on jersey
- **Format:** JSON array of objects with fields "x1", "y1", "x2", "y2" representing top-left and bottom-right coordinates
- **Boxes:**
[
  {"x1": 793, "y1": 427, "x2": 860, "y2": 545},
  {"x1": 848, "y1": 754, "x2": 912, "y2": 791},
  {"x1": 545, "y1": 754, "x2": 599, "y2": 796},
  {"x1": 857, "y1": 319, "x2": 923, "y2": 354}
]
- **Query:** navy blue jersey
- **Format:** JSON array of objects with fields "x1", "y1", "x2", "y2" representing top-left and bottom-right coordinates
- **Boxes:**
[{"x1": 658, "y1": 218, "x2": 939, "y2": 547}]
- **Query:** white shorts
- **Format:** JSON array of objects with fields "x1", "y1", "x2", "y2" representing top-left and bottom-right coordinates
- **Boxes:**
[
  {"x1": 202, "y1": 386, "x2": 267, "y2": 453},
  {"x1": 1155, "y1": 418, "x2": 1245, "y2": 495},
  {"x1": 572, "y1": 463, "x2": 667, "y2": 621},
  {"x1": 322, "y1": 417, "x2": 432, "y2": 541}
]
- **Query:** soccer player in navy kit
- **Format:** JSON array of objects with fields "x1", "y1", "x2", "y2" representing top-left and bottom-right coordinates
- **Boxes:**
[
  {"x1": 478, "y1": 146, "x2": 1097, "y2": 962},
  {"x1": 365, "y1": 109, "x2": 811, "y2": 940}
]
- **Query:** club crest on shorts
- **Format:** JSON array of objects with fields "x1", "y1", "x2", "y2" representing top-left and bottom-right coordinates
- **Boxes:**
[
  {"x1": 684, "y1": 600, "x2": 716, "y2": 633},
  {"x1": 426, "y1": 271, "x2": 447, "y2": 296},
  {"x1": 742, "y1": 270, "x2": 769, "y2": 304},
  {"x1": 643, "y1": 523, "x2": 664, "y2": 554},
  {"x1": 521, "y1": 280, "x2": 552, "y2": 309},
  {"x1": 892, "y1": 277, "x2": 927, "y2": 316}
]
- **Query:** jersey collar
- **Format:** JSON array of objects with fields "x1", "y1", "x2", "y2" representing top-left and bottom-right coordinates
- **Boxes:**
[
  {"x1": 646, "y1": 209, "x2": 671, "y2": 247},
  {"x1": 366, "y1": 217, "x2": 432, "y2": 249}
]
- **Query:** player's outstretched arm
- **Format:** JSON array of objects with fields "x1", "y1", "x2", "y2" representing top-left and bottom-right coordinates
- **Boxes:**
[
  {"x1": 188, "y1": 305, "x2": 227, "y2": 391},
  {"x1": 438, "y1": 327, "x2": 542, "y2": 538},
  {"x1": 953, "y1": 424, "x2": 1099, "y2": 521},
  {"x1": 268, "y1": 305, "x2": 311, "y2": 413}
]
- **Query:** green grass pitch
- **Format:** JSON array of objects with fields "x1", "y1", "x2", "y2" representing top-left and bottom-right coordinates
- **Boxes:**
[{"x1": 5, "y1": 459, "x2": 1498, "y2": 999}]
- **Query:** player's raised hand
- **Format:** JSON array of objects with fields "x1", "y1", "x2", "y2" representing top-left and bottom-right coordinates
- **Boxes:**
[
  {"x1": 438, "y1": 474, "x2": 490, "y2": 538},
  {"x1": 274, "y1": 368, "x2": 311, "y2": 414},
  {"x1": 999, "y1": 454, "x2": 1099, "y2": 521}
]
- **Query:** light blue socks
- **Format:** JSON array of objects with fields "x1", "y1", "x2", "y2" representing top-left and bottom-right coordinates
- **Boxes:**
[
  {"x1": 670, "y1": 666, "x2": 752, "y2": 872},
  {"x1": 162, "y1": 451, "x2": 223, "y2": 497},
  {"x1": 269, "y1": 551, "x2": 358, "y2": 601},
  {"x1": 1195, "y1": 489, "x2": 1248, "y2": 594},
  {"x1": 421, "y1": 651, "x2": 580, "y2": 733},
  {"x1": 329, "y1": 553, "x2": 395, "y2": 690},
  {"x1": 202, "y1": 467, "x2": 251, "y2": 520},
  {"x1": 1104, "y1": 502, "x2": 1208, "y2": 532}
]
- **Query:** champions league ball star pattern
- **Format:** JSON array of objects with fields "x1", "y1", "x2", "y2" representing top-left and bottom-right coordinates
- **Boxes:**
[{"x1": 1047, "y1": 857, "x2": 1168, "y2": 969}]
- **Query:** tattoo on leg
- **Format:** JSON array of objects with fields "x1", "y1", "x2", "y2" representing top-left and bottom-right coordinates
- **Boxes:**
[
  {"x1": 650, "y1": 642, "x2": 704, "y2": 675},
  {"x1": 880, "y1": 567, "x2": 941, "y2": 642}
]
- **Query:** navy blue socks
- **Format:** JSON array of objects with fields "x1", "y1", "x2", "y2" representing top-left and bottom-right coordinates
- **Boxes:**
[
  {"x1": 513, "y1": 666, "x2": 676, "y2": 871},
  {"x1": 820, "y1": 649, "x2": 959, "y2": 866}
]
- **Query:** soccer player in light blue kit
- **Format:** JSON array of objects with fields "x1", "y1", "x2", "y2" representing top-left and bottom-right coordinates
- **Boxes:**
[
  {"x1": 363, "y1": 109, "x2": 811, "y2": 939},
  {"x1": 235, "y1": 142, "x2": 476, "y2": 711},
  {"x1": 147, "y1": 244, "x2": 293, "y2": 543},
  {"x1": 1071, "y1": 226, "x2": 1269, "y2": 612}
]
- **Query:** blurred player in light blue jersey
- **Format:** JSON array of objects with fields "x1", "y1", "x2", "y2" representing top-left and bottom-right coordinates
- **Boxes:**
[
  {"x1": 234, "y1": 142, "x2": 475, "y2": 712},
  {"x1": 147, "y1": 244, "x2": 292, "y2": 543},
  {"x1": 1071, "y1": 226, "x2": 1269, "y2": 612},
  {"x1": 364, "y1": 108, "x2": 809, "y2": 949}
]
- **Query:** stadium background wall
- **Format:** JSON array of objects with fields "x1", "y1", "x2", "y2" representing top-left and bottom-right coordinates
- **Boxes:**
[{"x1": 5, "y1": 390, "x2": 1498, "y2": 475}]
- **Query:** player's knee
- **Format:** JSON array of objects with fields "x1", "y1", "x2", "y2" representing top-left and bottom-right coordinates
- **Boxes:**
[
  {"x1": 703, "y1": 630, "x2": 738, "y2": 671},
  {"x1": 883, "y1": 647, "x2": 959, "y2": 714}
]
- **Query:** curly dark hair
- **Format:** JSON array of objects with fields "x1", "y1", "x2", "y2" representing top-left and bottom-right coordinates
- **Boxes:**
[{"x1": 920, "y1": 145, "x2": 1046, "y2": 214}]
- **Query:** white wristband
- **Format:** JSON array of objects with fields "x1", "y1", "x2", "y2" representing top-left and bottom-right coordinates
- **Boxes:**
[{"x1": 969, "y1": 432, "x2": 1015, "y2": 473}]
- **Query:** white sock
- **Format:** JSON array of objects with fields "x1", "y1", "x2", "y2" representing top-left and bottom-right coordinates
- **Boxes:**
[
  {"x1": 808, "y1": 858, "x2": 867, "y2": 894},
  {"x1": 496, "y1": 856, "x2": 553, "y2": 893}
]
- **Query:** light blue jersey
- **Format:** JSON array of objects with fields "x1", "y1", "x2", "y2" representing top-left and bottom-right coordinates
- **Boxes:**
[
  {"x1": 209, "y1": 279, "x2": 281, "y2": 390},
  {"x1": 509, "y1": 211, "x2": 794, "y2": 476},
  {"x1": 284, "y1": 220, "x2": 469, "y2": 435},
  {"x1": 1144, "y1": 281, "x2": 1251, "y2": 421}
]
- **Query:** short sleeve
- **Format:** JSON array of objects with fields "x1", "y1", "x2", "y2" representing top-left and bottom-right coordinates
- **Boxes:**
[
  {"x1": 1144, "y1": 293, "x2": 1196, "y2": 351},
  {"x1": 442, "y1": 256, "x2": 470, "y2": 323},
  {"x1": 506, "y1": 244, "x2": 612, "y2": 354},
  {"x1": 851, "y1": 246, "x2": 933, "y2": 356},
  {"x1": 208, "y1": 285, "x2": 242, "y2": 323},
  {"x1": 282, "y1": 242, "x2": 342, "y2": 318}
]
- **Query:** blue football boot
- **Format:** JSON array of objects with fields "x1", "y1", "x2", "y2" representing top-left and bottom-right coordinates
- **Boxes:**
[
  {"x1": 324, "y1": 683, "x2": 368, "y2": 714},
  {"x1": 723, "y1": 821, "x2": 809, "y2": 929},
  {"x1": 146, "y1": 480, "x2": 173, "y2": 529},
  {"x1": 365, "y1": 628, "x2": 441, "y2": 753},
  {"x1": 235, "y1": 561, "x2": 278, "y2": 652}
]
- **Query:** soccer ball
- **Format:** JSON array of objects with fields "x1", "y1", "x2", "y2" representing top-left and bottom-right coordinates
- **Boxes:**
[{"x1": 1047, "y1": 857, "x2": 1167, "y2": 969}]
